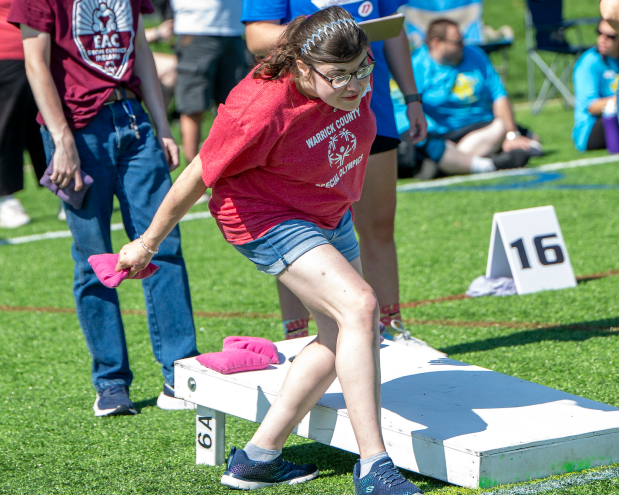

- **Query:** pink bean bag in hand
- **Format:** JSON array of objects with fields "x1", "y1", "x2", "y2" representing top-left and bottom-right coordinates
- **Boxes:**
[
  {"x1": 223, "y1": 336, "x2": 280, "y2": 364},
  {"x1": 88, "y1": 254, "x2": 159, "y2": 289}
]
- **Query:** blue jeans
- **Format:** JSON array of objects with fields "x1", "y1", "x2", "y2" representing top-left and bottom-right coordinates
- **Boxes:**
[{"x1": 41, "y1": 100, "x2": 198, "y2": 392}]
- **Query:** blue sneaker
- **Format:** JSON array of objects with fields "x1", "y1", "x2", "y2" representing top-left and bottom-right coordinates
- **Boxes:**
[
  {"x1": 93, "y1": 385, "x2": 137, "y2": 417},
  {"x1": 221, "y1": 447, "x2": 319, "y2": 490},
  {"x1": 353, "y1": 457, "x2": 423, "y2": 494}
]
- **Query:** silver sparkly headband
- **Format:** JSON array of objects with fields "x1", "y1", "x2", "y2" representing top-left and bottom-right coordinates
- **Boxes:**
[{"x1": 301, "y1": 18, "x2": 360, "y2": 54}]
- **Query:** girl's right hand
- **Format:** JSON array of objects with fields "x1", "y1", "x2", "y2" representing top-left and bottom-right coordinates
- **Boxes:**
[{"x1": 116, "y1": 238, "x2": 155, "y2": 278}]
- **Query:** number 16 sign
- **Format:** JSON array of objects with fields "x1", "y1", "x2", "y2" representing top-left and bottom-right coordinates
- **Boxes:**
[{"x1": 486, "y1": 205, "x2": 576, "y2": 295}]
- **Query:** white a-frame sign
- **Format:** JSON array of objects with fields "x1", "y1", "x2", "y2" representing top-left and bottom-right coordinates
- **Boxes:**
[{"x1": 486, "y1": 206, "x2": 577, "y2": 295}]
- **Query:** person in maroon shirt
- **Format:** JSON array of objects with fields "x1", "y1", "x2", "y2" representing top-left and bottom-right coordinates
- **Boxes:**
[
  {"x1": 0, "y1": 0, "x2": 46, "y2": 228},
  {"x1": 8, "y1": 0, "x2": 198, "y2": 417},
  {"x1": 116, "y1": 7, "x2": 423, "y2": 494}
]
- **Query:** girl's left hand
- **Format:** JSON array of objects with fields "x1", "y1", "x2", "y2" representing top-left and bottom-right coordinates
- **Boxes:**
[
  {"x1": 116, "y1": 238, "x2": 154, "y2": 278},
  {"x1": 406, "y1": 101, "x2": 427, "y2": 144}
]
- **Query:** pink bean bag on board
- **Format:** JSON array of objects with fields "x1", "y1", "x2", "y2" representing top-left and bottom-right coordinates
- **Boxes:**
[
  {"x1": 195, "y1": 336, "x2": 281, "y2": 374},
  {"x1": 223, "y1": 336, "x2": 280, "y2": 364},
  {"x1": 88, "y1": 254, "x2": 159, "y2": 289},
  {"x1": 195, "y1": 350, "x2": 272, "y2": 374}
]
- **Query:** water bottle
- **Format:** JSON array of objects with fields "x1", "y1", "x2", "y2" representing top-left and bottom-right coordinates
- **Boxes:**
[{"x1": 602, "y1": 98, "x2": 619, "y2": 154}]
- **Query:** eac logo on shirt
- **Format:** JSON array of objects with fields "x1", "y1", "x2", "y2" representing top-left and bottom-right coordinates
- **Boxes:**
[{"x1": 72, "y1": 0, "x2": 136, "y2": 79}]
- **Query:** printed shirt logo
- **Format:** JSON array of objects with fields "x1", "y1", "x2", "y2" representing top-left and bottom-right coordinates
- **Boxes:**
[
  {"x1": 307, "y1": 107, "x2": 365, "y2": 189},
  {"x1": 72, "y1": 0, "x2": 135, "y2": 79},
  {"x1": 328, "y1": 129, "x2": 357, "y2": 167},
  {"x1": 451, "y1": 73, "x2": 478, "y2": 102},
  {"x1": 611, "y1": 74, "x2": 619, "y2": 93}
]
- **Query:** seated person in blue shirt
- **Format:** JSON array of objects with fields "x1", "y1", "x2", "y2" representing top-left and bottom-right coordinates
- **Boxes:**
[
  {"x1": 572, "y1": 20, "x2": 619, "y2": 151},
  {"x1": 395, "y1": 19, "x2": 541, "y2": 178}
]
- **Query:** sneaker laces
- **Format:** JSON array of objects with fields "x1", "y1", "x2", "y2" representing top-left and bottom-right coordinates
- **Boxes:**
[
  {"x1": 390, "y1": 320, "x2": 411, "y2": 339},
  {"x1": 103, "y1": 384, "x2": 127, "y2": 396},
  {"x1": 375, "y1": 462, "x2": 406, "y2": 487},
  {"x1": 390, "y1": 320, "x2": 428, "y2": 346}
]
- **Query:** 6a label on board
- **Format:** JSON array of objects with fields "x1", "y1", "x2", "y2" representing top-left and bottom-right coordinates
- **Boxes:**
[{"x1": 486, "y1": 206, "x2": 576, "y2": 295}]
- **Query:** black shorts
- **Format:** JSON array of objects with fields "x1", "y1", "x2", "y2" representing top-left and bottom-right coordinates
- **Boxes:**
[
  {"x1": 370, "y1": 134, "x2": 400, "y2": 155},
  {"x1": 175, "y1": 35, "x2": 249, "y2": 115},
  {"x1": 397, "y1": 120, "x2": 533, "y2": 179},
  {"x1": 436, "y1": 121, "x2": 532, "y2": 143},
  {"x1": 0, "y1": 59, "x2": 46, "y2": 196},
  {"x1": 586, "y1": 117, "x2": 605, "y2": 150}
]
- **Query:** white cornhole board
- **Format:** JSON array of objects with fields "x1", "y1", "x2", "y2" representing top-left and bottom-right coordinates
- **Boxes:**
[
  {"x1": 486, "y1": 205, "x2": 577, "y2": 295},
  {"x1": 174, "y1": 337, "x2": 619, "y2": 489}
]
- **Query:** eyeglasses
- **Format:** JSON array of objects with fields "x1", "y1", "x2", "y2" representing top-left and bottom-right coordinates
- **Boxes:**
[
  {"x1": 597, "y1": 28, "x2": 618, "y2": 40},
  {"x1": 437, "y1": 37, "x2": 464, "y2": 47},
  {"x1": 309, "y1": 53, "x2": 375, "y2": 89}
]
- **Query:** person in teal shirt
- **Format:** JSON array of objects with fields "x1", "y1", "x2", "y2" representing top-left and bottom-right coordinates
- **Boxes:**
[
  {"x1": 572, "y1": 20, "x2": 619, "y2": 151},
  {"x1": 407, "y1": 41, "x2": 506, "y2": 135},
  {"x1": 394, "y1": 19, "x2": 540, "y2": 178}
]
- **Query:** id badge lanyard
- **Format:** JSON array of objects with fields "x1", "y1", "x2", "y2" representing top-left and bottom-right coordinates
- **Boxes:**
[{"x1": 120, "y1": 88, "x2": 140, "y2": 140}]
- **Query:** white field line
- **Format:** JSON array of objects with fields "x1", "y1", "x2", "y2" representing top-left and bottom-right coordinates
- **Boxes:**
[
  {"x1": 1, "y1": 155, "x2": 616, "y2": 246},
  {"x1": 396, "y1": 154, "x2": 619, "y2": 192},
  {"x1": 0, "y1": 211, "x2": 212, "y2": 247},
  {"x1": 483, "y1": 467, "x2": 619, "y2": 495}
]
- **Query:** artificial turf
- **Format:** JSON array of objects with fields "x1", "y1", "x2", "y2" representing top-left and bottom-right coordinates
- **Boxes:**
[{"x1": 1, "y1": 105, "x2": 619, "y2": 494}]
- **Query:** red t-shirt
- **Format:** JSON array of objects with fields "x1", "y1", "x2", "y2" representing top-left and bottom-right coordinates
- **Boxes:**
[
  {"x1": 200, "y1": 73, "x2": 377, "y2": 245},
  {"x1": 0, "y1": 0, "x2": 23, "y2": 60},
  {"x1": 8, "y1": 0, "x2": 154, "y2": 130}
]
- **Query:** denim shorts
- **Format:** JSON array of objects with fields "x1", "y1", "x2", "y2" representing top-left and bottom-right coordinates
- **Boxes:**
[{"x1": 233, "y1": 210, "x2": 360, "y2": 275}]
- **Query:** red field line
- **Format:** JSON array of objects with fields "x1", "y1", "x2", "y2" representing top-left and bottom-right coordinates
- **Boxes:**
[
  {"x1": 2, "y1": 268, "x2": 618, "y2": 326},
  {"x1": 1, "y1": 305, "x2": 616, "y2": 331},
  {"x1": 0, "y1": 305, "x2": 278, "y2": 320},
  {"x1": 401, "y1": 293, "x2": 469, "y2": 308}
]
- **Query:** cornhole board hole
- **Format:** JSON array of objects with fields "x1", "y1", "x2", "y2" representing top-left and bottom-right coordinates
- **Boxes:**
[{"x1": 174, "y1": 336, "x2": 619, "y2": 489}]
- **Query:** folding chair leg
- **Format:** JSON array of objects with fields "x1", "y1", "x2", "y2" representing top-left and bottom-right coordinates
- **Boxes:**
[
  {"x1": 499, "y1": 49, "x2": 509, "y2": 86},
  {"x1": 527, "y1": 51, "x2": 536, "y2": 112},
  {"x1": 529, "y1": 51, "x2": 576, "y2": 114},
  {"x1": 533, "y1": 58, "x2": 561, "y2": 114}
]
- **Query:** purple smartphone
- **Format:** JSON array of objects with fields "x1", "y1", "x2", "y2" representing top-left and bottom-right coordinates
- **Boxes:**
[{"x1": 39, "y1": 159, "x2": 94, "y2": 209}]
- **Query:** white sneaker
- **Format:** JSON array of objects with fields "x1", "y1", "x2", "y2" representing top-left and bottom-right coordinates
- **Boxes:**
[
  {"x1": 57, "y1": 203, "x2": 67, "y2": 221},
  {"x1": 0, "y1": 197, "x2": 30, "y2": 228},
  {"x1": 157, "y1": 383, "x2": 197, "y2": 410}
]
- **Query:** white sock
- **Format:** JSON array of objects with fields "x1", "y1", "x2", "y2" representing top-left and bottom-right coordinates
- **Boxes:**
[
  {"x1": 0, "y1": 194, "x2": 14, "y2": 204},
  {"x1": 359, "y1": 451, "x2": 389, "y2": 478},
  {"x1": 243, "y1": 441, "x2": 282, "y2": 462},
  {"x1": 470, "y1": 156, "x2": 496, "y2": 174}
]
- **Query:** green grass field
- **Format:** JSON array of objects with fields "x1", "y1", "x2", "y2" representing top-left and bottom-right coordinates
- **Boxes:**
[
  {"x1": 1, "y1": 97, "x2": 619, "y2": 495},
  {"x1": 1, "y1": 2, "x2": 618, "y2": 490}
]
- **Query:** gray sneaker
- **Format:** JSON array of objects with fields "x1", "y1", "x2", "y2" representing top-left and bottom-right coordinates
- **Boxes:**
[{"x1": 382, "y1": 321, "x2": 429, "y2": 348}]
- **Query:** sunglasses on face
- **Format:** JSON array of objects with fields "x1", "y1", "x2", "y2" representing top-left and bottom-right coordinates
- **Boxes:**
[
  {"x1": 309, "y1": 53, "x2": 375, "y2": 89},
  {"x1": 597, "y1": 28, "x2": 618, "y2": 40}
]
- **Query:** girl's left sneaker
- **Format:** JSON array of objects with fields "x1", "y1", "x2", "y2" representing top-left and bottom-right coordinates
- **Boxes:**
[
  {"x1": 221, "y1": 447, "x2": 319, "y2": 490},
  {"x1": 353, "y1": 457, "x2": 423, "y2": 494}
]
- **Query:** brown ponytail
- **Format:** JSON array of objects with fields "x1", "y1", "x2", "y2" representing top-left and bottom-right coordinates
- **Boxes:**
[{"x1": 254, "y1": 6, "x2": 369, "y2": 81}]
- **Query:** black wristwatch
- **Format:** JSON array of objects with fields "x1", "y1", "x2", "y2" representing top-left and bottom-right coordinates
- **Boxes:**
[{"x1": 404, "y1": 94, "x2": 423, "y2": 104}]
